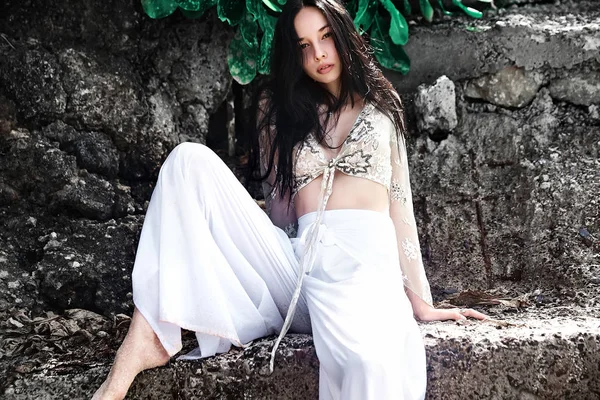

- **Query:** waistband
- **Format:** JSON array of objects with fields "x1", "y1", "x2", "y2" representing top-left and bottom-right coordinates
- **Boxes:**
[{"x1": 297, "y1": 208, "x2": 390, "y2": 237}]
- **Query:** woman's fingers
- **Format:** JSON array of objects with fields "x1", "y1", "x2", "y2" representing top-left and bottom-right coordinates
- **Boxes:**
[
  {"x1": 416, "y1": 307, "x2": 489, "y2": 322},
  {"x1": 432, "y1": 308, "x2": 464, "y2": 321},
  {"x1": 457, "y1": 308, "x2": 489, "y2": 321}
]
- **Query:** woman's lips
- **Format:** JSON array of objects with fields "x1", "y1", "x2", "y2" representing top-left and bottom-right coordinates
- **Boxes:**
[{"x1": 317, "y1": 64, "x2": 334, "y2": 74}]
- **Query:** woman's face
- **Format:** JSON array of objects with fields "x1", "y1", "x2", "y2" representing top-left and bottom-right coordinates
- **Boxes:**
[{"x1": 294, "y1": 6, "x2": 342, "y2": 95}]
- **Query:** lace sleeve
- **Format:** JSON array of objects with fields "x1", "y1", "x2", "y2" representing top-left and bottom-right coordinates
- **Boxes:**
[
  {"x1": 259, "y1": 130, "x2": 298, "y2": 238},
  {"x1": 389, "y1": 133, "x2": 433, "y2": 306}
]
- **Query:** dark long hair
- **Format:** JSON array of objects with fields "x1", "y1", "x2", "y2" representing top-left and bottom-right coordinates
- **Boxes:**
[{"x1": 248, "y1": 0, "x2": 406, "y2": 202}]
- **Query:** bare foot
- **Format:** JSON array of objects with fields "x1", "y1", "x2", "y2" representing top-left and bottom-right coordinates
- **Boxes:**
[{"x1": 92, "y1": 308, "x2": 171, "y2": 400}]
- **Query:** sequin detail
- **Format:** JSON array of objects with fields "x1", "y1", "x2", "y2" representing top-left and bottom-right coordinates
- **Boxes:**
[{"x1": 390, "y1": 179, "x2": 407, "y2": 204}]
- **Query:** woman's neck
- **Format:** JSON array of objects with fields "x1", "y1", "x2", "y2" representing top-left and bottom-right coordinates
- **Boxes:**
[{"x1": 321, "y1": 78, "x2": 341, "y2": 99}]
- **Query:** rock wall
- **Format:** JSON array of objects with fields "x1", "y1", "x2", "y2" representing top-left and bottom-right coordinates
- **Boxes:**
[
  {"x1": 2, "y1": 1, "x2": 597, "y2": 319},
  {"x1": 0, "y1": 0, "x2": 234, "y2": 316},
  {"x1": 388, "y1": 3, "x2": 600, "y2": 302}
]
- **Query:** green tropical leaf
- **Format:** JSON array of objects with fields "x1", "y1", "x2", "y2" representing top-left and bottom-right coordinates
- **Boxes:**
[
  {"x1": 452, "y1": 0, "x2": 483, "y2": 18},
  {"x1": 435, "y1": 0, "x2": 453, "y2": 16},
  {"x1": 371, "y1": 11, "x2": 410, "y2": 74},
  {"x1": 176, "y1": 0, "x2": 200, "y2": 11},
  {"x1": 419, "y1": 0, "x2": 434, "y2": 22},
  {"x1": 345, "y1": 0, "x2": 358, "y2": 19},
  {"x1": 401, "y1": 0, "x2": 412, "y2": 15},
  {"x1": 228, "y1": 29, "x2": 259, "y2": 84},
  {"x1": 378, "y1": 0, "x2": 408, "y2": 46},
  {"x1": 217, "y1": 0, "x2": 245, "y2": 26},
  {"x1": 141, "y1": 0, "x2": 486, "y2": 84},
  {"x1": 178, "y1": 0, "x2": 216, "y2": 17},
  {"x1": 141, "y1": 0, "x2": 178, "y2": 19},
  {"x1": 262, "y1": 0, "x2": 282, "y2": 12},
  {"x1": 246, "y1": 0, "x2": 260, "y2": 20},
  {"x1": 354, "y1": 0, "x2": 378, "y2": 33},
  {"x1": 240, "y1": 11, "x2": 259, "y2": 48},
  {"x1": 258, "y1": 15, "x2": 277, "y2": 74}
]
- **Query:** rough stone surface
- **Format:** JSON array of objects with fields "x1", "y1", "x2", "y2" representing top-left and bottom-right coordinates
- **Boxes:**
[
  {"x1": 0, "y1": 0, "x2": 235, "y2": 315},
  {"x1": 464, "y1": 66, "x2": 543, "y2": 108},
  {"x1": 50, "y1": 173, "x2": 116, "y2": 221},
  {"x1": 58, "y1": 48, "x2": 144, "y2": 149},
  {"x1": 0, "y1": 246, "x2": 38, "y2": 312},
  {"x1": 548, "y1": 71, "x2": 600, "y2": 106},
  {"x1": 2, "y1": 309, "x2": 599, "y2": 399},
  {"x1": 411, "y1": 87, "x2": 600, "y2": 296},
  {"x1": 0, "y1": 0, "x2": 234, "y2": 181},
  {"x1": 71, "y1": 132, "x2": 120, "y2": 179},
  {"x1": 388, "y1": 3, "x2": 600, "y2": 92},
  {"x1": 0, "y1": 129, "x2": 78, "y2": 206},
  {"x1": 33, "y1": 217, "x2": 142, "y2": 314},
  {"x1": 0, "y1": 47, "x2": 67, "y2": 121},
  {"x1": 414, "y1": 75, "x2": 458, "y2": 137}
]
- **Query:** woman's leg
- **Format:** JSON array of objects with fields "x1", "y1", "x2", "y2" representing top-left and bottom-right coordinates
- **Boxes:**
[
  {"x1": 300, "y1": 210, "x2": 426, "y2": 400},
  {"x1": 92, "y1": 308, "x2": 169, "y2": 400},
  {"x1": 93, "y1": 143, "x2": 309, "y2": 399}
]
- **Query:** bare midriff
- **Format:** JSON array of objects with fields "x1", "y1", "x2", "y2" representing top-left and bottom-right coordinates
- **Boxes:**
[{"x1": 294, "y1": 172, "x2": 389, "y2": 218}]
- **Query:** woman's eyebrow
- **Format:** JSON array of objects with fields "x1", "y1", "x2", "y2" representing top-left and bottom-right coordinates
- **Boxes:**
[{"x1": 297, "y1": 24, "x2": 331, "y2": 41}]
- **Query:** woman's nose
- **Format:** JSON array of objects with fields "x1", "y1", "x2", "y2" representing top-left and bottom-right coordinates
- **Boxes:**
[{"x1": 313, "y1": 43, "x2": 326, "y2": 61}]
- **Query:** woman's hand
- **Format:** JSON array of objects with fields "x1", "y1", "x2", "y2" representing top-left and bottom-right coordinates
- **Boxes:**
[
  {"x1": 405, "y1": 288, "x2": 489, "y2": 322},
  {"x1": 414, "y1": 306, "x2": 488, "y2": 322}
]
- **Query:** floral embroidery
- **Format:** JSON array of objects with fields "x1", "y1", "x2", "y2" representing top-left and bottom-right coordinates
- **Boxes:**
[
  {"x1": 390, "y1": 179, "x2": 407, "y2": 204},
  {"x1": 291, "y1": 102, "x2": 394, "y2": 196},
  {"x1": 345, "y1": 115, "x2": 374, "y2": 144},
  {"x1": 336, "y1": 150, "x2": 372, "y2": 175},
  {"x1": 402, "y1": 238, "x2": 418, "y2": 260}
]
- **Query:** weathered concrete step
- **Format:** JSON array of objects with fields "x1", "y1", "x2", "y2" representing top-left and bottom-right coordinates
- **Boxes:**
[
  {"x1": 5, "y1": 311, "x2": 599, "y2": 399},
  {"x1": 390, "y1": 2, "x2": 600, "y2": 91}
]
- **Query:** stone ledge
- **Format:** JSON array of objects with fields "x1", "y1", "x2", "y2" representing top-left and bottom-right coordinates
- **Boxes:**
[
  {"x1": 423, "y1": 312, "x2": 600, "y2": 399},
  {"x1": 389, "y1": 4, "x2": 600, "y2": 91},
  {"x1": 5, "y1": 310, "x2": 599, "y2": 399}
]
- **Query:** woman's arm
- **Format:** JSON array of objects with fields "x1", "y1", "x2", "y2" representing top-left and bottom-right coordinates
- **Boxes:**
[
  {"x1": 389, "y1": 133, "x2": 487, "y2": 322},
  {"x1": 259, "y1": 125, "x2": 298, "y2": 237},
  {"x1": 405, "y1": 288, "x2": 488, "y2": 321}
]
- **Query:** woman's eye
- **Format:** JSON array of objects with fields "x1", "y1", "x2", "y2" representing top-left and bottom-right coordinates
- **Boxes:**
[
  {"x1": 323, "y1": 32, "x2": 332, "y2": 39},
  {"x1": 299, "y1": 43, "x2": 309, "y2": 49}
]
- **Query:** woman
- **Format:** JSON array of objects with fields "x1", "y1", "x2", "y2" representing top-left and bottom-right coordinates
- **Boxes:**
[{"x1": 93, "y1": 1, "x2": 486, "y2": 399}]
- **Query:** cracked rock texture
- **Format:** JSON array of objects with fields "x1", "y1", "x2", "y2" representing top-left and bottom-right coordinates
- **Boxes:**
[
  {"x1": 3, "y1": 310, "x2": 599, "y2": 400},
  {"x1": 0, "y1": 0, "x2": 599, "y2": 399},
  {"x1": 414, "y1": 75, "x2": 458, "y2": 137},
  {"x1": 0, "y1": 0, "x2": 234, "y2": 318}
]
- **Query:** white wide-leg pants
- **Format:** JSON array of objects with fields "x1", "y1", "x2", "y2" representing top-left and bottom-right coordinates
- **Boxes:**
[{"x1": 132, "y1": 143, "x2": 426, "y2": 399}]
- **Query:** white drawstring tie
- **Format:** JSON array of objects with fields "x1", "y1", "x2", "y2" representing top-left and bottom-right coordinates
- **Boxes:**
[{"x1": 269, "y1": 159, "x2": 337, "y2": 373}]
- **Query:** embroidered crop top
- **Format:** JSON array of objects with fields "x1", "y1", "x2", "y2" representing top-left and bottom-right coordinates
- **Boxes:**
[
  {"x1": 293, "y1": 102, "x2": 391, "y2": 195},
  {"x1": 259, "y1": 101, "x2": 432, "y2": 372}
]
